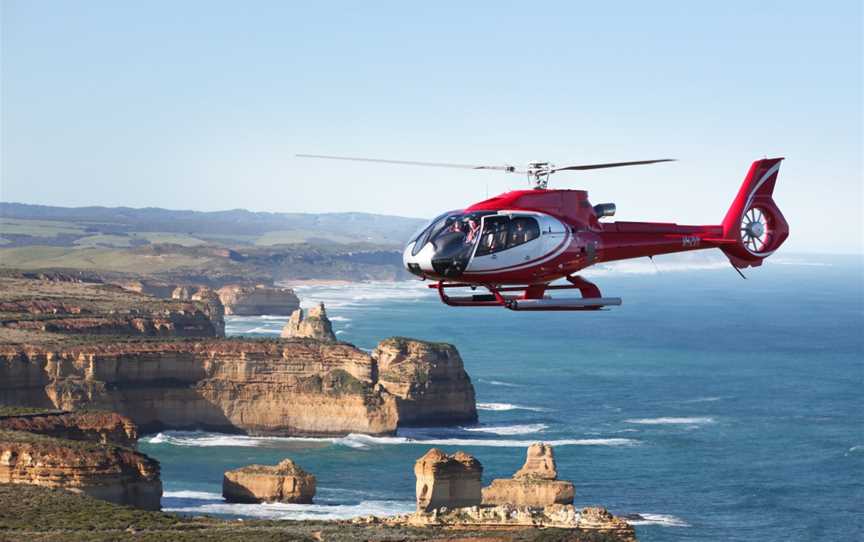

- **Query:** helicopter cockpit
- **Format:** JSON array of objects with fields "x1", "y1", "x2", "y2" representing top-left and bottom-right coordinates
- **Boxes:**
[{"x1": 404, "y1": 210, "x2": 544, "y2": 279}]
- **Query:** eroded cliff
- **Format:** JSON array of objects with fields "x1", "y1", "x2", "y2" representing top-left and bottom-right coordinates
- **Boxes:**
[{"x1": 0, "y1": 274, "x2": 477, "y2": 436}]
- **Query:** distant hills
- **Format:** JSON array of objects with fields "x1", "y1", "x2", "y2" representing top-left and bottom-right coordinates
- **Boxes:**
[
  {"x1": 0, "y1": 202, "x2": 426, "y2": 248},
  {"x1": 0, "y1": 202, "x2": 428, "y2": 283}
]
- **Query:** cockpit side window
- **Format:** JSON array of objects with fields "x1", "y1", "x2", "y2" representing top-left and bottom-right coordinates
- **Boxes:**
[
  {"x1": 475, "y1": 216, "x2": 510, "y2": 256},
  {"x1": 474, "y1": 215, "x2": 540, "y2": 257},
  {"x1": 507, "y1": 217, "x2": 540, "y2": 248}
]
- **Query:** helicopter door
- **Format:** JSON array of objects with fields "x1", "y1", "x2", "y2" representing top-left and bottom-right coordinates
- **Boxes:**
[{"x1": 466, "y1": 214, "x2": 542, "y2": 273}]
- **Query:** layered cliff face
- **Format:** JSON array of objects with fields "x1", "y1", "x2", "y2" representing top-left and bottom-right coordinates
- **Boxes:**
[
  {"x1": 223, "y1": 458, "x2": 316, "y2": 504},
  {"x1": 0, "y1": 275, "x2": 476, "y2": 436},
  {"x1": 0, "y1": 337, "x2": 476, "y2": 436},
  {"x1": 217, "y1": 285, "x2": 300, "y2": 315},
  {"x1": 0, "y1": 428, "x2": 162, "y2": 510},
  {"x1": 0, "y1": 411, "x2": 138, "y2": 448},
  {"x1": 0, "y1": 276, "x2": 223, "y2": 339},
  {"x1": 374, "y1": 338, "x2": 478, "y2": 425}
]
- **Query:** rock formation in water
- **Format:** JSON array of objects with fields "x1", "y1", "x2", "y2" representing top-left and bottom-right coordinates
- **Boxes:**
[
  {"x1": 217, "y1": 284, "x2": 300, "y2": 315},
  {"x1": 0, "y1": 275, "x2": 476, "y2": 436},
  {"x1": 374, "y1": 338, "x2": 477, "y2": 426},
  {"x1": 281, "y1": 303, "x2": 336, "y2": 342},
  {"x1": 414, "y1": 448, "x2": 483, "y2": 512},
  {"x1": 223, "y1": 458, "x2": 316, "y2": 503},
  {"x1": 0, "y1": 411, "x2": 162, "y2": 510},
  {"x1": 482, "y1": 443, "x2": 574, "y2": 507}
]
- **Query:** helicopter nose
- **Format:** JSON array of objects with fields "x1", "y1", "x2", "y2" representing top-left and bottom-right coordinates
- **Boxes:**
[{"x1": 403, "y1": 242, "x2": 434, "y2": 277}]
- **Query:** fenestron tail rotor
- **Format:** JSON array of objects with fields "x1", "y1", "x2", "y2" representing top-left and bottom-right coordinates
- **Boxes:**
[{"x1": 296, "y1": 154, "x2": 676, "y2": 189}]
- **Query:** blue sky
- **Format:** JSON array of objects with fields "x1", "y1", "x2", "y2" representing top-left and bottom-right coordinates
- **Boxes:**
[{"x1": 1, "y1": 1, "x2": 861, "y2": 253}]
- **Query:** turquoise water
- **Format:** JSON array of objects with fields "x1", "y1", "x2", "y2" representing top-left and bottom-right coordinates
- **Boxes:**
[{"x1": 140, "y1": 253, "x2": 864, "y2": 541}]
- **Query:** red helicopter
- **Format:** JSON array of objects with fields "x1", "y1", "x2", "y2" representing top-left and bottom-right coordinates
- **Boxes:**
[{"x1": 298, "y1": 154, "x2": 789, "y2": 311}]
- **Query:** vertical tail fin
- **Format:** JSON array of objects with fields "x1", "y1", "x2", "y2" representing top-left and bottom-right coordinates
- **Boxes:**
[{"x1": 720, "y1": 158, "x2": 789, "y2": 268}]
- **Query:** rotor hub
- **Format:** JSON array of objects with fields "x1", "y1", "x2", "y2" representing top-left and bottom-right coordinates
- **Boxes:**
[{"x1": 745, "y1": 220, "x2": 765, "y2": 238}]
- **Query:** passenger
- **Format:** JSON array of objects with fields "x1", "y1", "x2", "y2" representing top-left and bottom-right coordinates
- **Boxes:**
[{"x1": 511, "y1": 220, "x2": 527, "y2": 245}]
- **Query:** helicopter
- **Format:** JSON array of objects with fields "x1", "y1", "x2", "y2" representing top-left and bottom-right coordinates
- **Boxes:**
[{"x1": 297, "y1": 154, "x2": 789, "y2": 311}]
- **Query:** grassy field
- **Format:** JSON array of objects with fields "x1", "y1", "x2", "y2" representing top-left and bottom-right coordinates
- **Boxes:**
[{"x1": 0, "y1": 246, "x2": 212, "y2": 273}]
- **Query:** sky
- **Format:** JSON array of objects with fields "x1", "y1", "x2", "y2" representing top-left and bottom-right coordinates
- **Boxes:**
[{"x1": 1, "y1": 1, "x2": 862, "y2": 253}]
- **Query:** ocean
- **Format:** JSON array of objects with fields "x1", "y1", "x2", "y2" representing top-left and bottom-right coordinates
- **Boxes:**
[{"x1": 139, "y1": 252, "x2": 864, "y2": 541}]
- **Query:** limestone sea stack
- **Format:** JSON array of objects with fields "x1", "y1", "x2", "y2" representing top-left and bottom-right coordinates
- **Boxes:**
[
  {"x1": 482, "y1": 443, "x2": 575, "y2": 507},
  {"x1": 217, "y1": 284, "x2": 300, "y2": 316},
  {"x1": 414, "y1": 448, "x2": 483, "y2": 511},
  {"x1": 223, "y1": 458, "x2": 316, "y2": 503},
  {"x1": 281, "y1": 303, "x2": 336, "y2": 342}
]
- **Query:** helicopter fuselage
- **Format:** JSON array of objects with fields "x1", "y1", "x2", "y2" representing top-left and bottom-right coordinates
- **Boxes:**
[{"x1": 403, "y1": 158, "x2": 788, "y2": 310}]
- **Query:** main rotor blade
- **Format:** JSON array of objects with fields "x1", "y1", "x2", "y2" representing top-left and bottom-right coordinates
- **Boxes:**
[
  {"x1": 550, "y1": 159, "x2": 676, "y2": 173},
  {"x1": 296, "y1": 154, "x2": 520, "y2": 173}
]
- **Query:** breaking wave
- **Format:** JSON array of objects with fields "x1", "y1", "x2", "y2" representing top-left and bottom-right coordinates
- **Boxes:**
[
  {"x1": 625, "y1": 513, "x2": 689, "y2": 527},
  {"x1": 462, "y1": 423, "x2": 548, "y2": 436},
  {"x1": 478, "y1": 379, "x2": 522, "y2": 387},
  {"x1": 163, "y1": 490, "x2": 223, "y2": 500},
  {"x1": 625, "y1": 417, "x2": 715, "y2": 425},
  {"x1": 163, "y1": 496, "x2": 414, "y2": 520},
  {"x1": 477, "y1": 402, "x2": 550, "y2": 412},
  {"x1": 144, "y1": 430, "x2": 635, "y2": 449}
]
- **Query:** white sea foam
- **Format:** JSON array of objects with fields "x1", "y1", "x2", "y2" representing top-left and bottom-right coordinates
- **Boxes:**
[
  {"x1": 625, "y1": 513, "x2": 689, "y2": 527},
  {"x1": 329, "y1": 316, "x2": 351, "y2": 322},
  {"x1": 848, "y1": 445, "x2": 863, "y2": 454},
  {"x1": 680, "y1": 396, "x2": 725, "y2": 403},
  {"x1": 335, "y1": 330, "x2": 345, "y2": 335},
  {"x1": 163, "y1": 490, "x2": 223, "y2": 500},
  {"x1": 478, "y1": 379, "x2": 522, "y2": 387},
  {"x1": 625, "y1": 417, "x2": 715, "y2": 425},
  {"x1": 259, "y1": 315, "x2": 291, "y2": 320},
  {"x1": 145, "y1": 432, "x2": 266, "y2": 447},
  {"x1": 164, "y1": 499, "x2": 414, "y2": 520},
  {"x1": 462, "y1": 423, "x2": 548, "y2": 436},
  {"x1": 289, "y1": 281, "x2": 432, "y2": 310},
  {"x1": 335, "y1": 433, "x2": 636, "y2": 448},
  {"x1": 145, "y1": 430, "x2": 635, "y2": 449},
  {"x1": 477, "y1": 402, "x2": 550, "y2": 412}
]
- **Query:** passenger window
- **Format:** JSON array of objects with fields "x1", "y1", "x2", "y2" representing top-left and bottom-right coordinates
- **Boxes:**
[
  {"x1": 507, "y1": 217, "x2": 540, "y2": 248},
  {"x1": 475, "y1": 216, "x2": 510, "y2": 256}
]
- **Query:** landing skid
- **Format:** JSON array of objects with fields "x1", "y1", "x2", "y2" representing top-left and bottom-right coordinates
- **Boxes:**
[{"x1": 431, "y1": 276, "x2": 622, "y2": 311}]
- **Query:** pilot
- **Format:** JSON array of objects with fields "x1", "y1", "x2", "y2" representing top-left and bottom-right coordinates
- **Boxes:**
[{"x1": 466, "y1": 218, "x2": 480, "y2": 244}]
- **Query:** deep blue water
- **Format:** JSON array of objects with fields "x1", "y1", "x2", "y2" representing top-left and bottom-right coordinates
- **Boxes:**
[{"x1": 140, "y1": 253, "x2": 864, "y2": 541}]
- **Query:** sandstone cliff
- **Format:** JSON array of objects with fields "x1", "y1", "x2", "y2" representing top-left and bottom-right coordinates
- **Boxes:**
[
  {"x1": 0, "y1": 411, "x2": 138, "y2": 448},
  {"x1": 0, "y1": 276, "x2": 223, "y2": 339},
  {"x1": 217, "y1": 284, "x2": 300, "y2": 315},
  {"x1": 281, "y1": 303, "x2": 337, "y2": 342},
  {"x1": 0, "y1": 275, "x2": 476, "y2": 436},
  {"x1": 0, "y1": 337, "x2": 477, "y2": 436},
  {"x1": 0, "y1": 429, "x2": 162, "y2": 510},
  {"x1": 374, "y1": 338, "x2": 478, "y2": 426},
  {"x1": 223, "y1": 458, "x2": 316, "y2": 503}
]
